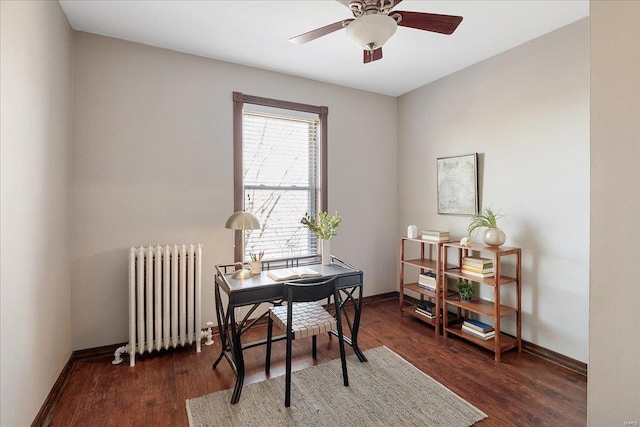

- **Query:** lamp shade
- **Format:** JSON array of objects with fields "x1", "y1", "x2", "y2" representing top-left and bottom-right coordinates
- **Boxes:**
[
  {"x1": 225, "y1": 211, "x2": 260, "y2": 230},
  {"x1": 346, "y1": 13, "x2": 397, "y2": 51}
]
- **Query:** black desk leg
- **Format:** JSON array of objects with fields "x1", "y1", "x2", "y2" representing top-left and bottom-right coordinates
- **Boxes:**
[
  {"x1": 211, "y1": 281, "x2": 245, "y2": 404},
  {"x1": 334, "y1": 284, "x2": 367, "y2": 362},
  {"x1": 229, "y1": 306, "x2": 245, "y2": 404},
  {"x1": 351, "y1": 283, "x2": 367, "y2": 362},
  {"x1": 212, "y1": 282, "x2": 227, "y2": 368}
]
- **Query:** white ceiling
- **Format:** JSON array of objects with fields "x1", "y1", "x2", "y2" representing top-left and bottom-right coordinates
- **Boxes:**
[{"x1": 59, "y1": 0, "x2": 589, "y2": 97}]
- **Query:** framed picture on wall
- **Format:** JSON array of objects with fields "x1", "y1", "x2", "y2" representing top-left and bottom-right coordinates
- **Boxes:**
[{"x1": 437, "y1": 153, "x2": 479, "y2": 216}]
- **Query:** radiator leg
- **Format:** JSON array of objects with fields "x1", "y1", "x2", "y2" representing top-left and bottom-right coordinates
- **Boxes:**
[{"x1": 112, "y1": 344, "x2": 129, "y2": 365}]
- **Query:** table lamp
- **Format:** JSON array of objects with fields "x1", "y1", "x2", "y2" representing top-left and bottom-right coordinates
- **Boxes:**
[{"x1": 225, "y1": 211, "x2": 261, "y2": 279}]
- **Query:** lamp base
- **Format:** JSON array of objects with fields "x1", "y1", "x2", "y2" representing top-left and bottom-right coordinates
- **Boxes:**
[{"x1": 231, "y1": 268, "x2": 253, "y2": 279}]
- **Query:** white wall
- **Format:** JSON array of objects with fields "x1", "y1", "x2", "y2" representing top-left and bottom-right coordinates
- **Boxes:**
[
  {"x1": 0, "y1": 1, "x2": 73, "y2": 425},
  {"x1": 71, "y1": 32, "x2": 398, "y2": 350},
  {"x1": 397, "y1": 19, "x2": 590, "y2": 362},
  {"x1": 589, "y1": 1, "x2": 640, "y2": 425}
]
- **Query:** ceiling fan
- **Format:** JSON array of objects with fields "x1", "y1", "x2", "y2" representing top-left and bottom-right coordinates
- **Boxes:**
[{"x1": 290, "y1": 0, "x2": 463, "y2": 63}]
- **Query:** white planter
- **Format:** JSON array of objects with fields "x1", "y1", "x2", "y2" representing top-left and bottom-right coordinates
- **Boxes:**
[
  {"x1": 483, "y1": 228, "x2": 506, "y2": 246},
  {"x1": 321, "y1": 239, "x2": 331, "y2": 265}
]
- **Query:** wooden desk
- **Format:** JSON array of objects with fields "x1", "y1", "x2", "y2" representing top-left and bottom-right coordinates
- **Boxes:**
[{"x1": 213, "y1": 255, "x2": 366, "y2": 404}]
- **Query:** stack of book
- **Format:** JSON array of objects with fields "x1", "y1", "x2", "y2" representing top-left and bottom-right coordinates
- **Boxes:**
[
  {"x1": 461, "y1": 319, "x2": 495, "y2": 340},
  {"x1": 415, "y1": 300, "x2": 438, "y2": 319},
  {"x1": 421, "y1": 230, "x2": 450, "y2": 242},
  {"x1": 418, "y1": 271, "x2": 437, "y2": 292},
  {"x1": 461, "y1": 256, "x2": 494, "y2": 278}
]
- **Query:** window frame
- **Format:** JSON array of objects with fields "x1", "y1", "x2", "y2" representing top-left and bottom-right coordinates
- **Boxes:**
[{"x1": 232, "y1": 91, "x2": 328, "y2": 262}]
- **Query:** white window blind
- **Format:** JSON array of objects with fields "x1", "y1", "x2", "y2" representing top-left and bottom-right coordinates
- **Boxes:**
[{"x1": 243, "y1": 109, "x2": 321, "y2": 261}]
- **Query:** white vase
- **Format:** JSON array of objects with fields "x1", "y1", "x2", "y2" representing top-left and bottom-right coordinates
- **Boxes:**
[
  {"x1": 483, "y1": 227, "x2": 506, "y2": 246},
  {"x1": 321, "y1": 239, "x2": 331, "y2": 265}
]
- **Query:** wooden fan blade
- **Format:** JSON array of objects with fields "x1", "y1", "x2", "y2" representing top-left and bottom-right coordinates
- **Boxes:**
[
  {"x1": 289, "y1": 19, "x2": 354, "y2": 44},
  {"x1": 394, "y1": 11, "x2": 463, "y2": 35},
  {"x1": 363, "y1": 48, "x2": 383, "y2": 64}
]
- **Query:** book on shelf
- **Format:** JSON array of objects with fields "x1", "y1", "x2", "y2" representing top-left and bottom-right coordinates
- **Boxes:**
[
  {"x1": 418, "y1": 272, "x2": 436, "y2": 285},
  {"x1": 421, "y1": 235, "x2": 450, "y2": 242},
  {"x1": 415, "y1": 307, "x2": 440, "y2": 319},
  {"x1": 418, "y1": 283, "x2": 436, "y2": 292},
  {"x1": 462, "y1": 256, "x2": 493, "y2": 268},
  {"x1": 460, "y1": 264, "x2": 494, "y2": 274},
  {"x1": 461, "y1": 261, "x2": 492, "y2": 268},
  {"x1": 415, "y1": 309, "x2": 434, "y2": 318},
  {"x1": 415, "y1": 310, "x2": 438, "y2": 319},
  {"x1": 462, "y1": 319, "x2": 494, "y2": 333},
  {"x1": 415, "y1": 301, "x2": 436, "y2": 314},
  {"x1": 267, "y1": 267, "x2": 321, "y2": 282},
  {"x1": 461, "y1": 325, "x2": 495, "y2": 340},
  {"x1": 421, "y1": 229, "x2": 449, "y2": 236},
  {"x1": 416, "y1": 300, "x2": 435, "y2": 311},
  {"x1": 461, "y1": 269, "x2": 495, "y2": 278}
]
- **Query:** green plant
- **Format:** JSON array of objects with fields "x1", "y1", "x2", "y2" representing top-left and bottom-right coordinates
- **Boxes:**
[
  {"x1": 457, "y1": 280, "x2": 474, "y2": 301},
  {"x1": 301, "y1": 211, "x2": 342, "y2": 240},
  {"x1": 467, "y1": 207, "x2": 506, "y2": 236}
]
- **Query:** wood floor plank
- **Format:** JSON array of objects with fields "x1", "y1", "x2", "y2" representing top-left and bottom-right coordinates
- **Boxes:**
[
  {"x1": 47, "y1": 360, "x2": 93, "y2": 426},
  {"x1": 47, "y1": 298, "x2": 586, "y2": 426}
]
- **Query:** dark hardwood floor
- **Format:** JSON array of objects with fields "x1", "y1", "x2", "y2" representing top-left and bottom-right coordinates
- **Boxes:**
[{"x1": 47, "y1": 297, "x2": 586, "y2": 426}]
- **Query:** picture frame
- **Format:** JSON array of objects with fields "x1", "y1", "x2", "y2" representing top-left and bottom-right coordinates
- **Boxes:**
[{"x1": 437, "y1": 153, "x2": 479, "y2": 216}]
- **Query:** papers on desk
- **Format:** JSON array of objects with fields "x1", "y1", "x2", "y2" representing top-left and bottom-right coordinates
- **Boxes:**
[{"x1": 267, "y1": 267, "x2": 321, "y2": 282}]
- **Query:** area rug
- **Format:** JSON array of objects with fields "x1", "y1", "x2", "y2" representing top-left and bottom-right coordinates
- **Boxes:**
[{"x1": 186, "y1": 346, "x2": 486, "y2": 426}]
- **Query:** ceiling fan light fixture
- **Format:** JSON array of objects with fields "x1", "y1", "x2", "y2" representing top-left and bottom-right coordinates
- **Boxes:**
[{"x1": 346, "y1": 13, "x2": 397, "y2": 51}]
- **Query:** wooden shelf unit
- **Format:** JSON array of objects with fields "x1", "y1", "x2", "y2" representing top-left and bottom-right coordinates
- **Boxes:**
[
  {"x1": 442, "y1": 241, "x2": 522, "y2": 362},
  {"x1": 399, "y1": 237, "x2": 449, "y2": 332}
]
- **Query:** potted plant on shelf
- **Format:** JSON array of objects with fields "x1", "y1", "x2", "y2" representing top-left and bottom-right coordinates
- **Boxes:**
[
  {"x1": 457, "y1": 280, "x2": 474, "y2": 302},
  {"x1": 467, "y1": 207, "x2": 506, "y2": 247},
  {"x1": 301, "y1": 211, "x2": 342, "y2": 265}
]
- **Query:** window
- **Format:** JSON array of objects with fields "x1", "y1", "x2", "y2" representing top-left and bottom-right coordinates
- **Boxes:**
[{"x1": 232, "y1": 92, "x2": 328, "y2": 262}]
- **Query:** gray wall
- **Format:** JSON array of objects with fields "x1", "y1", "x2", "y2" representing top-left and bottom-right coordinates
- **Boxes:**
[
  {"x1": 589, "y1": 1, "x2": 640, "y2": 424},
  {"x1": 397, "y1": 19, "x2": 590, "y2": 362},
  {"x1": 71, "y1": 32, "x2": 398, "y2": 350},
  {"x1": 0, "y1": 1, "x2": 73, "y2": 425}
]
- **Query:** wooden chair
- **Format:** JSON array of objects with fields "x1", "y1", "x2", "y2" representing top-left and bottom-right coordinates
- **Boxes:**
[{"x1": 265, "y1": 276, "x2": 349, "y2": 407}]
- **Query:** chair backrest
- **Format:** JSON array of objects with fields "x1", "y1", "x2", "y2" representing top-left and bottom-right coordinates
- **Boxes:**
[{"x1": 283, "y1": 276, "x2": 338, "y2": 303}]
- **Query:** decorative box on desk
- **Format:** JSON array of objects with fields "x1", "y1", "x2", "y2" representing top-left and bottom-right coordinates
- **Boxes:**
[{"x1": 441, "y1": 241, "x2": 522, "y2": 362}]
